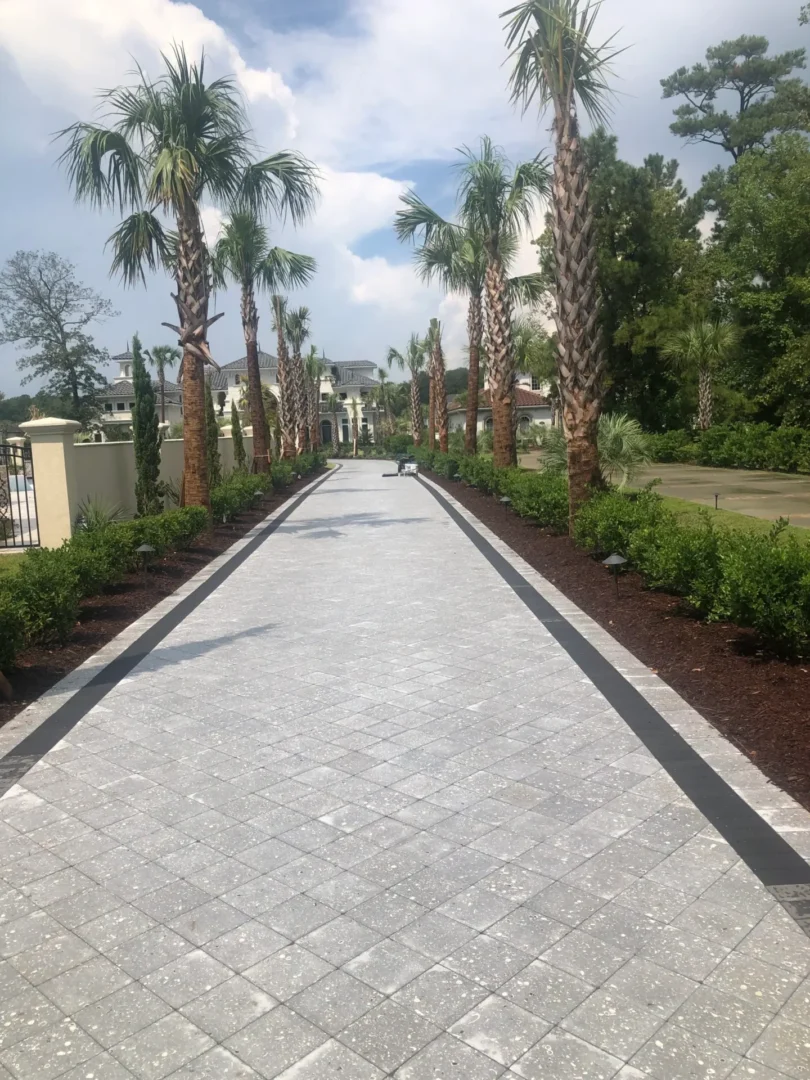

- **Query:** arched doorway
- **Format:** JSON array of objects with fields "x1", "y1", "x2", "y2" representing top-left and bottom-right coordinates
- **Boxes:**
[{"x1": 321, "y1": 419, "x2": 332, "y2": 445}]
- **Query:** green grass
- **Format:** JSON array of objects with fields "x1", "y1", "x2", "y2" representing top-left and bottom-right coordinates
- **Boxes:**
[
  {"x1": 0, "y1": 553, "x2": 26, "y2": 578},
  {"x1": 658, "y1": 494, "x2": 810, "y2": 544}
]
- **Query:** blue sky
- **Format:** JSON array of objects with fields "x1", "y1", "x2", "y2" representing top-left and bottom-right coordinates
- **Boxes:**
[{"x1": 0, "y1": 0, "x2": 804, "y2": 395}]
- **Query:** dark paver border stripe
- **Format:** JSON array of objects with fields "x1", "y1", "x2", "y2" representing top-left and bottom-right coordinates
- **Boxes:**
[
  {"x1": 0, "y1": 467, "x2": 339, "y2": 796},
  {"x1": 420, "y1": 476, "x2": 810, "y2": 891}
]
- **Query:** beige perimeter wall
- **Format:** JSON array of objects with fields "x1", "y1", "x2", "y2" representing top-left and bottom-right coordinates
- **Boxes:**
[{"x1": 72, "y1": 434, "x2": 254, "y2": 518}]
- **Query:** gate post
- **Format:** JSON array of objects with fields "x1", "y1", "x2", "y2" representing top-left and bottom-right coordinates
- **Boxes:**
[{"x1": 19, "y1": 417, "x2": 81, "y2": 548}]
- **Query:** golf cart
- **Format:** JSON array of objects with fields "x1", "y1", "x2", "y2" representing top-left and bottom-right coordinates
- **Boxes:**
[{"x1": 396, "y1": 454, "x2": 419, "y2": 477}]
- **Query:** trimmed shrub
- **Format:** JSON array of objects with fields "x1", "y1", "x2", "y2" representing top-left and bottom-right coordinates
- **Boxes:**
[
  {"x1": 573, "y1": 487, "x2": 667, "y2": 557},
  {"x1": 628, "y1": 514, "x2": 723, "y2": 617},
  {"x1": 713, "y1": 523, "x2": 810, "y2": 655},
  {"x1": 499, "y1": 469, "x2": 568, "y2": 532},
  {"x1": 0, "y1": 592, "x2": 25, "y2": 674},
  {"x1": 12, "y1": 548, "x2": 83, "y2": 645}
]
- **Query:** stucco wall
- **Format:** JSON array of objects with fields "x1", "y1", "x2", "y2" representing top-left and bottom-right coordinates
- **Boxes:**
[{"x1": 72, "y1": 434, "x2": 255, "y2": 518}]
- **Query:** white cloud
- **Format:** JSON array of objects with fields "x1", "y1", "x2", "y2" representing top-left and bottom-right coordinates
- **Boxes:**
[{"x1": 0, "y1": 0, "x2": 296, "y2": 129}]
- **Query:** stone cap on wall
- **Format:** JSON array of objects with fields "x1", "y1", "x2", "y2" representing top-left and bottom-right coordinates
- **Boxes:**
[{"x1": 19, "y1": 417, "x2": 82, "y2": 438}]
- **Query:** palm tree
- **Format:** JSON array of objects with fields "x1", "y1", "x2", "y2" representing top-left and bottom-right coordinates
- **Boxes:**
[
  {"x1": 375, "y1": 368, "x2": 394, "y2": 439},
  {"x1": 57, "y1": 46, "x2": 318, "y2": 509},
  {"x1": 285, "y1": 307, "x2": 312, "y2": 454},
  {"x1": 456, "y1": 138, "x2": 548, "y2": 467},
  {"x1": 349, "y1": 399, "x2": 360, "y2": 458},
  {"x1": 662, "y1": 320, "x2": 737, "y2": 430},
  {"x1": 326, "y1": 392, "x2": 341, "y2": 453},
  {"x1": 425, "y1": 319, "x2": 449, "y2": 453},
  {"x1": 271, "y1": 296, "x2": 296, "y2": 458},
  {"x1": 387, "y1": 334, "x2": 426, "y2": 445},
  {"x1": 504, "y1": 0, "x2": 622, "y2": 526},
  {"x1": 212, "y1": 212, "x2": 316, "y2": 471},
  {"x1": 144, "y1": 344, "x2": 180, "y2": 423},
  {"x1": 304, "y1": 346, "x2": 325, "y2": 449},
  {"x1": 395, "y1": 144, "x2": 547, "y2": 466}
]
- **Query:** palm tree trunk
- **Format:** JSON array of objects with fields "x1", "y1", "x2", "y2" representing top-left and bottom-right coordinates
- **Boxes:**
[
  {"x1": 484, "y1": 256, "x2": 515, "y2": 469},
  {"x1": 428, "y1": 371, "x2": 436, "y2": 451},
  {"x1": 551, "y1": 109, "x2": 605, "y2": 529},
  {"x1": 308, "y1": 377, "x2": 319, "y2": 449},
  {"x1": 291, "y1": 348, "x2": 309, "y2": 454},
  {"x1": 698, "y1": 364, "x2": 713, "y2": 430},
  {"x1": 410, "y1": 373, "x2": 422, "y2": 446},
  {"x1": 175, "y1": 206, "x2": 211, "y2": 510},
  {"x1": 242, "y1": 286, "x2": 269, "y2": 472},
  {"x1": 465, "y1": 293, "x2": 483, "y2": 455},
  {"x1": 352, "y1": 415, "x2": 359, "y2": 458},
  {"x1": 434, "y1": 342, "x2": 449, "y2": 454},
  {"x1": 274, "y1": 318, "x2": 295, "y2": 460},
  {"x1": 331, "y1": 408, "x2": 340, "y2": 453},
  {"x1": 159, "y1": 368, "x2": 166, "y2": 425}
]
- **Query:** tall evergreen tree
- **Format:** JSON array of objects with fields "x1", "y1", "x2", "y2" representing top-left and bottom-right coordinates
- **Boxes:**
[
  {"x1": 205, "y1": 382, "x2": 222, "y2": 490},
  {"x1": 131, "y1": 333, "x2": 163, "y2": 517},
  {"x1": 231, "y1": 398, "x2": 247, "y2": 472}
]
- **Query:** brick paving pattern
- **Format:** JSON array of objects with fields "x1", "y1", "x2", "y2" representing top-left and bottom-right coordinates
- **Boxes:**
[{"x1": 0, "y1": 460, "x2": 808, "y2": 1079}]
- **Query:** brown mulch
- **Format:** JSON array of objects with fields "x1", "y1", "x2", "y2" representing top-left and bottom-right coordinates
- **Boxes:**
[
  {"x1": 429, "y1": 474, "x2": 810, "y2": 813},
  {"x1": 0, "y1": 471, "x2": 325, "y2": 731}
]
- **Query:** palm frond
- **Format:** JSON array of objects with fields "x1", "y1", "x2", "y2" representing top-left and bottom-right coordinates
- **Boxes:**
[
  {"x1": 508, "y1": 272, "x2": 546, "y2": 306},
  {"x1": 107, "y1": 211, "x2": 170, "y2": 286},
  {"x1": 239, "y1": 152, "x2": 320, "y2": 224},
  {"x1": 394, "y1": 191, "x2": 459, "y2": 245},
  {"x1": 502, "y1": 0, "x2": 625, "y2": 128},
  {"x1": 56, "y1": 124, "x2": 143, "y2": 212},
  {"x1": 260, "y1": 249, "x2": 317, "y2": 292}
]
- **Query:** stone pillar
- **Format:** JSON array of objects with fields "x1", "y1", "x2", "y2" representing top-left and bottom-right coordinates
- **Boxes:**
[{"x1": 19, "y1": 417, "x2": 81, "y2": 548}]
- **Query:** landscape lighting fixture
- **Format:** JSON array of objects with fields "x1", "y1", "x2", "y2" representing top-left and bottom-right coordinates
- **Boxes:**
[{"x1": 602, "y1": 553, "x2": 627, "y2": 599}]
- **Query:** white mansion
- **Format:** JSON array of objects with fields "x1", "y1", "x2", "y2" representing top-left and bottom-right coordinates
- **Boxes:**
[
  {"x1": 209, "y1": 352, "x2": 381, "y2": 445},
  {"x1": 98, "y1": 349, "x2": 381, "y2": 445}
]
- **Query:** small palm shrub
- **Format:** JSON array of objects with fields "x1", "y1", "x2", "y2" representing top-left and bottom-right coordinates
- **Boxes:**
[{"x1": 539, "y1": 414, "x2": 651, "y2": 488}]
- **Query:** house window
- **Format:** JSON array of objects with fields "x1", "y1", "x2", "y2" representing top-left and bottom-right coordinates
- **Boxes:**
[
  {"x1": 485, "y1": 417, "x2": 494, "y2": 431},
  {"x1": 339, "y1": 393, "x2": 347, "y2": 401},
  {"x1": 117, "y1": 402, "x2": 125, "y2": 411},
  {"x1": 360, "y1": 391, "x2": 367, "y2": 398},
  {"x1": 531, "y1": 376, "x2": 540, "y2": 391},
  {"x1": 104, "y1": 403, "x2": 113, "y2": 413},
  {"x1": 519, "y1": 415, "x2": 532, "y2": 432},
  {"x1": 342, "y1": 420, "x2": 349, "y2": 443},
  {"x1": 321, "y1": 394, "x2": 328, "y2": 402},
  {"x1": 234, "y1": 374, "x2": 241, "y2": 385}
]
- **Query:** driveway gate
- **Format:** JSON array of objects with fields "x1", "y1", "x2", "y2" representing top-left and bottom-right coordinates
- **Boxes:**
[{"x1": 0, "y1": 443, "x2": 39, "y2": 548}]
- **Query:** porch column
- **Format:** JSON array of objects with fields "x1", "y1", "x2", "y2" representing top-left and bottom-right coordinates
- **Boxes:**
[{"x1": 19, "y1": 417, "x2": 81, "y2": 548}]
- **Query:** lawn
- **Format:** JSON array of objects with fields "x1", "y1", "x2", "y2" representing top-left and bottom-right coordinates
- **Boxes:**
[
  {"x1": 0, "y1": 553, "x2": 26, "y2": 578},
  {"x1": 657, "y1": 493, "x2": 810, "y2": 544}
]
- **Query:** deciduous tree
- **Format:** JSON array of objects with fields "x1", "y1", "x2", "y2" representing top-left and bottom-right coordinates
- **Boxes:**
[{"x1": 0, "y1": 251, "x2": 114, "y2": 426}]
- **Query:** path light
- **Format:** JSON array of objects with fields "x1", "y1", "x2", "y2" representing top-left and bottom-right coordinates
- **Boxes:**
[
  {"x1": 136, "y1": 543, "x2": 155, "y2": 574},
  {"x1": 714, "y1": 493, "x2": 719, "y2": 510},
  {"x1": 602, "y1": 553, "x2": 627, "y2": 599},
  {"x1": 454, "y1": 473, "x2": 461, "y2": 481},
  {"x1": 500, "y1": 496, "x2": 512, "y2": 507}
]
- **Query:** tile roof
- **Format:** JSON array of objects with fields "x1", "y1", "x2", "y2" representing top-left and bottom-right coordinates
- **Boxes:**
[
  {"x1": 447, "y1": 388, "x2": 550, "y2": 412},
  {"x1": 220, "y1": 351, "x2": 277, "y2": 371},
  {"x1": 208, "y1": 372, "x2": 229, "y2": 391},
  {"x1": 99, "y1": 379, "x2": 181, "y2": 400}
]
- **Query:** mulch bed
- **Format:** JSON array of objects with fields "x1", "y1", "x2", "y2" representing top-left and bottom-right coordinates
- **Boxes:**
[
  {"x1": 0, "y1": 471, "x2": 325, "y2": 732},
  {"x1": 429, "y1": 474, "x2": 810, "y2": 813}
]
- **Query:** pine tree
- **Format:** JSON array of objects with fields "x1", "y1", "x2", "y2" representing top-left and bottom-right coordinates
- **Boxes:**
[
  {"x1": 131, "y1": 333, "x2": 162, "y2": 516},
  {"x1": 231, "y1": 398, "x2": 247, "y2": 472},
  {"x1": 205, "y1": 381, "x2": 222, "y2": 490}
]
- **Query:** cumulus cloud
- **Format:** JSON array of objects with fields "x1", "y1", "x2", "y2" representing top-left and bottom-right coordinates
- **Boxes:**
[{"x1": 0, "y1": 0, "x2": 798, "y2": 391}]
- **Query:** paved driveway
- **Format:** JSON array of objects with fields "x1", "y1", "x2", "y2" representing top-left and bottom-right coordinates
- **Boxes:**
[{"x1": 0, "y1": 460, "x2": 808, "y2": 1080}]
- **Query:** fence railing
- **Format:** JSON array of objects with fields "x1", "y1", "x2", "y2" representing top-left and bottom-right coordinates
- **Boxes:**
[{"x1": 0, "y1": 444, "x2": 39, "y2": 548}]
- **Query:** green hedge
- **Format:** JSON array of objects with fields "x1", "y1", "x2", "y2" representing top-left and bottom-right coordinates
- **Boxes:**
[
  {"x1": 0, "y1": 506, "x2": 208, "y2": 665},
  {"x1": 418, "y1": 450, "x2": 810, "y2": 656},
  {"x1": 648, "y1": 423, "x2": 810, "y2": 472}
]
